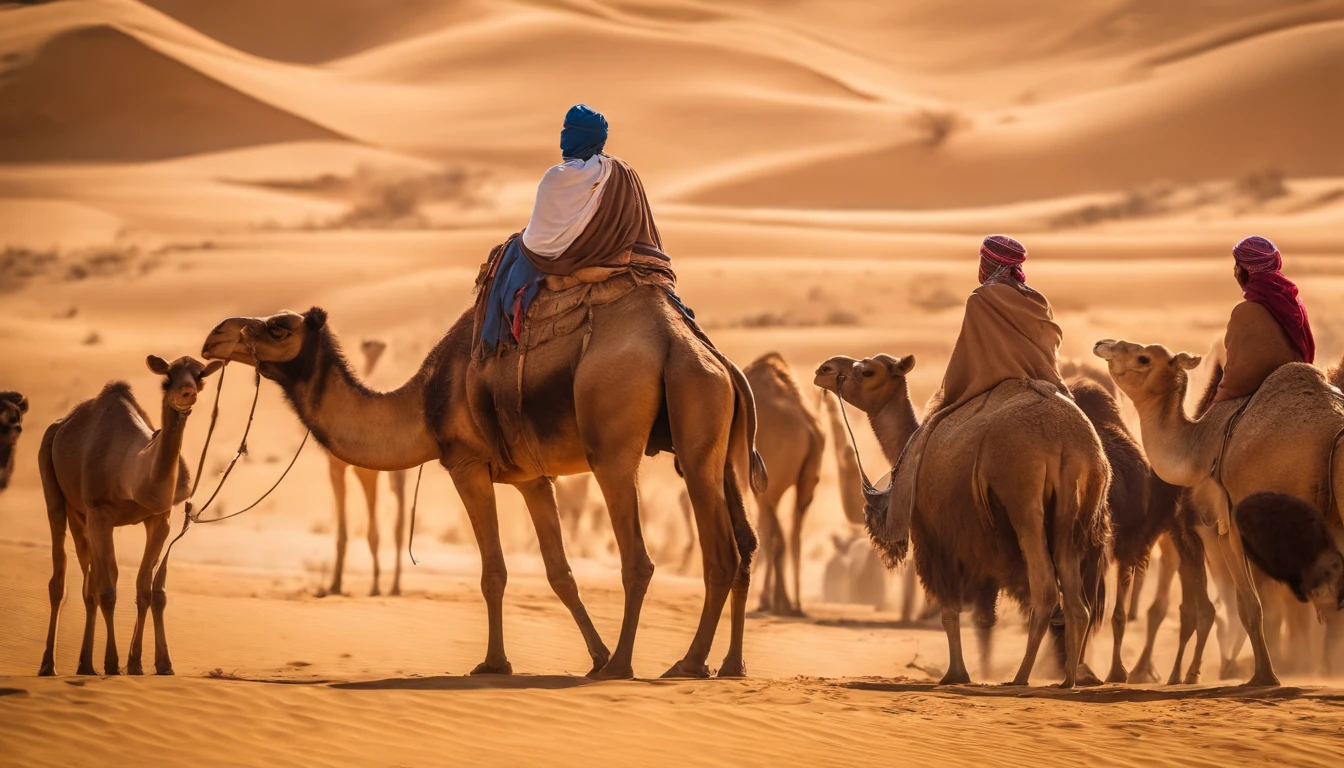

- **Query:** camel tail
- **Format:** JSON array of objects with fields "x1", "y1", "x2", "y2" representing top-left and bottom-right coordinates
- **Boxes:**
[
  {"x1": 724, "y1": 459, "x2": 757, "y2": 570},
  {"x1": 724, "y1": 355, "x2": 768, "y2": 494},
  {"x1": 1059, "y1": 450, "x2": 1111, "y2": 637}
]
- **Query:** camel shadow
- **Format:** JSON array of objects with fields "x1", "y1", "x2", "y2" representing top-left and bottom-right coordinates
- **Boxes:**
[
  {"x1": 331, "y1": 675, "x2": 600, "y2": 692},
  {"x1": 843, "y1": 680, "x2": 1344, "y2": 703},
  {"x1": 0, "y1": 688, "x2": 27, "y2": 697},
  {"x1": 812, "y1": 618, "x2": 941, "y2": 631}
]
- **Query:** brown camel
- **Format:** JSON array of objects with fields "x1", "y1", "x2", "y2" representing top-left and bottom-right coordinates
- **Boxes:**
[
  {"x1": 1094, "y1": 339, "x2": 1344, "y2": 686},
  {"x1": 745, "y1": 352, "x2": 824, "y2": 616},
  {"x1": 38, "y1": 356, "x2": 222, "y2": 676},
  {"x1": 816, "y1": 354, "x2": 1110, "y2": 687},
  {"x1": 0, "y1": 390, "x2": 28, "y2": 492},
  {"x1": 202, "y1": 299, "x2": 765, "y2": 679},
  {"x1": 1068, "y1": 377, "x2": 1215, "y2": 684},
  {"x1": 321, "y1": 339, "x2": 409, "y2": 597},
  {"x1": 819, "y1": 391, "x2": 918, "y2": 618}
]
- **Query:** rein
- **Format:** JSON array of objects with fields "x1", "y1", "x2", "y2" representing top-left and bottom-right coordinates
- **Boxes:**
[
  {"x1": 827, "y1": 373, "x2": 888, "y2": 496},
  {"x1": 152, "y1": 359, "x2": 310, "y2": 589}
]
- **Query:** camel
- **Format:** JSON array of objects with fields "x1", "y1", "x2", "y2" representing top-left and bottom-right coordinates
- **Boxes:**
[
  {"x1": 202, "y1": 297, "x2": 765, "y2": 679},
  {"x1": 0, "y1": 390, "x2": 27, "y2": 492},
  {"x1": 1093, "y1": 339, "x2": 1344, "y2": 686},
  {"x1": 320, "y1": 339, "x2": 409, "y2": 597},
  {"x1": 1068, "y1": 377, "x2": 1215, "y2": 684},
  {"x1": 38, "y1": 355, "x2": 222, "y2": 676},
  {"x1": 745, "y1": 352, "x2": 824, "y2": 616},
  {"x1": 815, "y1": 353, "x2": 1110, "y2": 687},
  {"x1": 819, "y1": 392, "x2": 918, "y2": 618}
]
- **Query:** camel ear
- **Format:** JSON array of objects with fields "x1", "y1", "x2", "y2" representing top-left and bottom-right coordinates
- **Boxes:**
[
  {"x1": 894, "y1": 355, "x2": 915, "y2": 375},
  {"x1": 200, "y1": 360, "x2": 225, "y2": 379},
  {"x1": 1093, "y1": 340, "x2": 1117, "y2": 360},
  {"x1": 876, "y1": 354, "x2": 915, "y2": 376},
  {"x1": 15, "y1": 396, "x2": 27, "y2": 414},
  {"x1": 146, "y1": 355, "x2": 171, "y2": 375},
  {"x1": 305, "y1": 307, "x2": 328, "y2": 330},
  {"x1": 1173, "y1": 353, "x2": 1203, "y2": 370}
]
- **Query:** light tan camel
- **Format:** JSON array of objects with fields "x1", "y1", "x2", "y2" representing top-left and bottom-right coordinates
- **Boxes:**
[
  {"x1": 0, "y1": 390, "x2": 28, "y2": 492},
  {"x1": 816, "y1": 354, "x2": 1110, "y2": 687},
  {"x1": 745, "y1": 352, "x2": 824, "y2": 616},
  {"x1": 321, "y1": 339, "x2": 409, "y2": 597},
  {"x1": 1093, "y1": 339, "x2": 1344, "y2": 686},
  {"x1": 202, "y1": 301, "x2": 765, "y2": 679},
  {"x1": 38, "y1": 356, "x2": 222, "y2": 676},
  {"x1": 819, "y1": 391, "x2": 918, "y2": 618}
]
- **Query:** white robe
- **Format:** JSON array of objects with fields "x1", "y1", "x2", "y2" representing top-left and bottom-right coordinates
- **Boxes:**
[{"x1": 521, "y1": 155, "x2": 612, "y2": 258}]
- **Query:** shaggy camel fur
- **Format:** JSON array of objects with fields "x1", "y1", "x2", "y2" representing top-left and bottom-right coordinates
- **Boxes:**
[
  {"x1": 203, "y1": 297, "x2": 765, "y2": 680},
  {"x1": 321, "y1": 339, "x2": 408, "y2": 597},
  {"x1": 1069, "y1": 378, "x2": 1215, "y2": 684},
  {"x1": 38, "y1": 356, "x2": 222, "y2": 676},
  {"x1": 816, "y1": 354, "x2": 1110, "y2": 687},
  {"x1": 820, "y1": 388, "x2": 920, "y2": 618},
  {"x1": 1094, "y1": 339, "x2": 1344, "y2": 686},
  {"x1": 745, "y1": 353, "x2": 824, "y2": 615},
  {"x1": 1236, "y1": 492, "x2": 1344, "y2": 612},
  {"x1": 0, "y1": 391, "x2": 28, "y2": 492}
]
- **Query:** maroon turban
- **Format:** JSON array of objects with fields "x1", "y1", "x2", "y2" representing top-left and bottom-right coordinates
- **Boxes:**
[
  {"x1": 979, "y1": 235, "x2": 1026, "y2": 284},
  {"x1": 1234, "y1": 236, "x2": 1315, "y2": 363}
]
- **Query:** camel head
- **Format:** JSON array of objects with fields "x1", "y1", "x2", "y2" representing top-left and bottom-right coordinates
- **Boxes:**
[
  {"x1": 1306, "y1": 549, "x2": 1344, "y2": 617},
  {"x1": 201, "y1": 308, "x2": 328, "y2": 386},
  {"x1": 1093, "y1": 339, "x2": 1201, "y2": 409},
  {"x1": 147, "y1": 355, "x2": 223, "y2": 414},
  {"x1": 360, "y1": 339, "x2": 388, "y2": 377},
  {"x1": 813, "y1": 354, "x2": 915, "y2": 414},
  {"x1": 0, "y1": 391, "x2": 28, "y2": 490}
]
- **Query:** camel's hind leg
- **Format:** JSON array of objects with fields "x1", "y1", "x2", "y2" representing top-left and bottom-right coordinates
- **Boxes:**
[
  {"x1": 448, "y1": 462, "x2": 512, "y2": 675},
  {"x1": 353, "y1": 466, "x2": 382, "y2": 596},
  {"x1": 789, "y1": 443, "x2": 823, "y2": 617},
  {"x1": 754, "y1": 496, "x2": 784, "y2": 614},
  {"x1": 1131, "y1": 533, "x2": 1178, "y2": 683},
  {"x1": 515, "y1": 476, "x2": 610, "y2": 676},
  {"x1": 1008, "y1": 497, "x2": 1059, "y2": 687},
  {"x1": 127, "y1": 513, "x2": 170, "y2": 675},
  {"x1": 940, "y1": 606, "x2": 970, "y2": 685},
  {"x1": 69, "y1": 512, "x2": 97, "y2": 676},
  {"x1": 388, "y1": 470, "x2": 408, "y2": 596},
  {"x1": 1175, "y1": 527, "x2": 1216, "y2": 684},
  {"x1": 1215, "y1": 515, "x2": 1279, "y2": 686},
  {"x1": 38, "y1": 426, "x2": 68, "y2": 677},
  {"x1": 87, "y1": 510, "x2": 120, "y2": 675},
  {"x1": 1106, "y1": 564, "x2": 1135, "y2": 683},
  {"x1": 326, "y1": 457, "x2": 349, "y2": 596}
]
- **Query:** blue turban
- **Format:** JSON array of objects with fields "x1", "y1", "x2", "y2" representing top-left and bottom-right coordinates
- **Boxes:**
[{"x1": 559, "y1": 104, "x2": 608, "y2": 161}]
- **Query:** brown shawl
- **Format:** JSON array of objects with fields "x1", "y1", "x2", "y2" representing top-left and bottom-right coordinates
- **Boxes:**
[
  {"x1": 1213, "y1": 300, "x2": 1305, "y2": 403},
  {"x1": 519, "y1": 155, "x2": 663, "y2": 276}
]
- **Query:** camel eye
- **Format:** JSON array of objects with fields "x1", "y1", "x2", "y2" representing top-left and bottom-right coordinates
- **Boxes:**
[
  {"x1": 861, "y1": 369, "x2": 875, "y2": 378},
  {"x1": 1137, "y1": 355, "x2": 1150, "y2": 365},
  {"x1": 268, "y1": 327, "x2": 289, "y2": 341}
]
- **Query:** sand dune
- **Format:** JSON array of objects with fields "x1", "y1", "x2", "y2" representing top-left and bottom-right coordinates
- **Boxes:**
[{"x1": 0, "y1": 25, "x2": 344, "y2": 162}]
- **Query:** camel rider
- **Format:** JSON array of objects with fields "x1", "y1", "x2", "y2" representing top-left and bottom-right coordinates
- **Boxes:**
[
  {"x1": 932, "y1": 235, "x2": 1067, "y2": 414},
  {"x1": 1211, "y1": 236, "x2": 1314, "y2": 404},
  {"x1": 481, "y1": 104, "x2": 665, "y2": 350}
]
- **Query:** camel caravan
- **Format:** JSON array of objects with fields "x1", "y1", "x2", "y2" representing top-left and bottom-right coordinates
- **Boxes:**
[{"x1": 26, "y1": 105, "x2": 1344, "y2": 686}]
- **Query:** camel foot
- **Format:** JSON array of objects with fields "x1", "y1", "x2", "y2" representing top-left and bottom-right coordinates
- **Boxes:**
[
  {"x1": 592, "y1": 661, "x2": 635, "y2": 680},
  {"x1": 389, "y1": 584, "x2": 402, "y2": 597},
  {"x1": 77, "y1": 660, "x2": 96, "y2": 676},
  {"x1": 1182, "y1": 670, "x2": 1201, "y2": 685},
  {"x1": 127, "y1": 659, "x2": 144, "y2": 676},
  {"x1": 1240, "y1": 672, "x2": 1280, "y2": 688},
  {"x1": 661, "y1": 659, "x2": 711, "y2": 679},
  {"x1": 1129, "y1": 661, "x2": 1160, "y2": 684},
  {"x1": 1076, "y1": 663, "x2": 1103, "y2": 687},
  {"x1": 1104, "y1": 663, "x2": 1129, "y2": 684},
  {"x1": 156, "y1": 662, "x2": 175, "y2": 676},
  {"x1": 103, "y1": 664, "x2": 119, "y2": 676},
  {"x1": 1219, "y1": 659, "x2": 1240, "y2": 680},
  {"x1": 317, "y1": 586, "x2": 341, "y2": 598},
  {"x1": 470, "y1": 660, "x2": 514, "y2": 676},
  {"x1": 938, "y1": 669, "x2": 971, "y2": 686},
  {"x1": 717, "y1": 656, "x2": 746, "y2": 678},
  {"x1": 1056, "y1": 679, "x2": 1077, "y2": 690},
  {"x1": 368, "y1": 585, "x2": 381, "y2": 598},
  {"x1": 1003, "y1": 675, "x2": 1029, "y2": 687}
]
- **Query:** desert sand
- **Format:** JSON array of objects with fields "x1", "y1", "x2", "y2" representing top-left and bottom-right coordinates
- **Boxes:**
[{"x1": 2, "y1": 0, "x2": 1344, "y2": 765}]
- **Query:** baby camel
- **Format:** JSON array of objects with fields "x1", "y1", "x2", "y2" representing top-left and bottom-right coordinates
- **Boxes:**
[{"x1": 38, "y1": 355, "x2": 221, "y2": 676}]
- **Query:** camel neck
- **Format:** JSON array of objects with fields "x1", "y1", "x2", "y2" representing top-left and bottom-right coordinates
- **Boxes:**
[
  {"x1": 284, "y1": 332, "x2": 441, "y2": 471},
  {"x1": 140, "y1": 403, "x2": 188, "y2": 511},
  {"x1": 868, "y1": 386, "x2": 921, "y2": 467},
  {"x1": 1132, "y1": 382, "x2": 1207, "y2": 487}
]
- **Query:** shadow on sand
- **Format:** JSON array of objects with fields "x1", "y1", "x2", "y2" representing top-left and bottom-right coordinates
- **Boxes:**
[
  {"x1": 331, "y1": 675, "x2": 600, "y2": 692},
  {"x1": 843, "y1": 680, "x2": 1344, "y2": 704},
  {"x1": 0, "y1": 688, "x2": 28, "y2": 697}
]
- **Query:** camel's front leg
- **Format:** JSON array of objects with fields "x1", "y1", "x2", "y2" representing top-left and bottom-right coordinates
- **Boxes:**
[
  {"x1": 1107, "y1": 564, "x2": 1134, "y2": 683},
  {"x1": 353, "y1": 466, "x2": 382, "y2": 596},
  {"x1": 128, "y1": 513, "x2": 170, "y2": 675},
  {"x1": 389, "y1": 469, "x2": 408, "y2": 596},
  {"x1": 449, "y1": 463, "x2": 511, "y2": 675},
  {"x1": 327, "y1": 458, "x2": 349, "y2": 596},
  {"x1": 1215, "y1": 515, "x2": 1279, "y2": 686},
  {"x1": 87, "y1": 512, "x2": 120, "y2": 675},
  {"x1": 939, "y1": 606, "x2": 970, "y2": 685},
  {"x1": 515, "y1": 476, "x2": 609, "y2": 676},
  {"x1": 591, "y1": 457, "x2": 655, "y2": 680}
]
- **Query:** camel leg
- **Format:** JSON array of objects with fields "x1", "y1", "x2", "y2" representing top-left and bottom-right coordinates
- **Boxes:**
[
  {"x1": 449, "y1": 463, "x2": 512, "y2": 675},
  {"x1": 1054, "y1": 546, "x2": 1090, "y2": 689},
  {"x1": 754, "y1": 497, "x2": 781, "y2": 614},
  {"x1": 327, "y1": 458, "x2": 349, "y2": 596},
  {"x1": 972, "y1": 582, "x2": 998, "y2": 681},
  {"x1": 900, "y1": 564, "x2": 919, "y2": 623},
  {"x1": 1174, "y1": 528, "x2": 1215, "y2": 684},
  {"x1": 1128, "y1": 559, "x2": 1149, "y2": 622},
  {"x1": 38, "y1": 440, "x2": 69, "y2": 677},
  {"x1": 939, "y1": 606, "x2": 970, "y2": 685},
  {"x1": 353, "y1": 466, "x2": 382, "y2": 596},
  {"x1": 1009, "y1": 504, "x2": 1058, "y2": 686},
  {"x1": 719, "y1": 462, "x2": 754, "y2": 678},
  {"x1": 1106, "y1": 564, "x2": 1134, "y2": 683},
  {"x1": 1197, "y1": 523, "x2": 1246, "y2": 677},
  {"x1": 87, "y1": 511, "x2": 120, "y2": 675},
  {"x1": 1215, "y1": 522, "x2": 1279, "y2": 686},
  {"x1": 678, "y1": 490, "x2": 697, "y2": 575},
  {"x1": 790, "y1": 464, "x2": 820, "y2": 617},
  {"x1": 1131, "y1": 541, "x2": 1178, "y2": 684},
  {"x1": 592, "y1": 455, "x2": 655, "y2": 680},
  {"x1": 127, "y1": 514, "x2": 170, "y2": 675},
  {"x1": 70, "y1": 513, "x2": 97, "y2": 676},
  {"x1": 148, "y1": 517, "x2": 175, "y2": 675},
  {"x1": 389, "y1": 470, "x2": 407, "y2": 596},
  {"x1": 515, "y1": 477, "x2": 610, "y2": 676}
]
